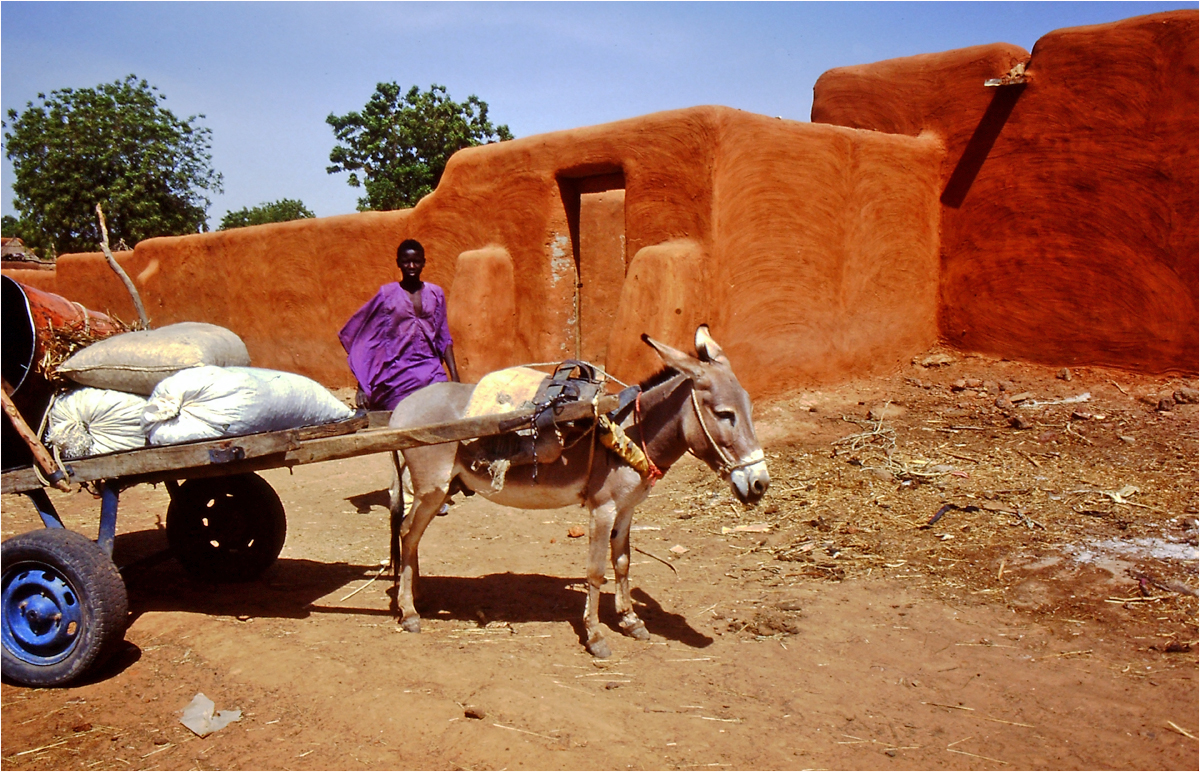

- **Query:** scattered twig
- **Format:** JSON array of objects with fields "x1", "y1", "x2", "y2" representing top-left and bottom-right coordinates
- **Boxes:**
[
  {"x1": 1020, "y1": 392, "x2": 1090, "y2": 408},
  {"x1": 947, "y1": 748, "x2": 1009, "y2": 765},
  {"x1": 832, "y1": 416, "x2": 896, "y2": 453},
  {"x1": 923, "y1": 701, "x2": 975, "y2": 711},
  {"x1": 1109, "y1": 379, "x2": 1130, "y2": 396},
  {"x1": 1013, "y1": 505, "x2": 1044, "y2": 530},
  {"x1": 1138, "y1": 575, "x2": 1199, "y2": 598},
  {"x1": 1064, "y1": 421, "x2": 1094, "y2": 445},
  {"x1": 492, "y1": 723, "x2": 560, "y2": 742},
  {"x1": 1035, "y1": 649, "x2": 1093, "y2": 660},
  {"x1": 1166, "y1": 721, "x2": 1197, "y2": 740},
  {"x1": 14, "y1": 739, "x2": 71, "y2": 757},
  {"x1": 634, "y1": 546, "x2": 679, "y2": 577},
  {"x1": 923, "y1": 503, "x2": 981, "y2": 529},
  {"x1": 1106, "y1": 596, "x2": 1170, "y2": 604},
  {"x1": 338, "y1": 562, "x2": 389, "y2": 602},
  {"x1": 140, "y1": 743, "x2": 174, "y2": 759},
  {"x1": 980, "y1": 716, "x2": 1035, "y2": 728}
]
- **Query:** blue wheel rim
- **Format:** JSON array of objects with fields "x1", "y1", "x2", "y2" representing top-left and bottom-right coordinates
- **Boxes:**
[{"x1": 2, "y1": 562, "x2": 84, "y2": 666}]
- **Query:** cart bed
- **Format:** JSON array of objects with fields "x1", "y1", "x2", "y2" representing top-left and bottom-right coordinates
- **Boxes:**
[{"x1": 2, "y1": 394, "x2": 618, "y2": 495}]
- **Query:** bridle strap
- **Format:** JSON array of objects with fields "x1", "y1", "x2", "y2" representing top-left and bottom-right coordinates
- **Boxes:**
[{"x1": 689, "y1": 388, "x2": 764, "y2": 476}]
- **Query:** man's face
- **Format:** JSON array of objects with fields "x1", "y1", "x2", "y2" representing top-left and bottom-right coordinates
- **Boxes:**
[{"x1": 398, "y1": 249, "x2": 425, "y2": 281}]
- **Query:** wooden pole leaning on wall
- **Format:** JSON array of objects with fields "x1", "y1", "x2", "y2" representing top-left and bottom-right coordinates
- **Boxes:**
[{"x1": 95, "y1": 203, "x2": 150, "y2": 329}]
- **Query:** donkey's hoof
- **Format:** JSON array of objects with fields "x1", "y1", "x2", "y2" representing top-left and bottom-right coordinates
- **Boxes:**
[
  {"x1": 400, "y1": 617, "x2": 422, "y2": 634},
  {"x1": 621, "y1": 619, "x2": 651, "y2": 641},
  {"x1": 586, "y1": 637, "x2": 612, "y2": 659}
]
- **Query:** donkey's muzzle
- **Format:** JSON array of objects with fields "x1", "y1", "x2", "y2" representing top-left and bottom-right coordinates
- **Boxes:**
[{"x1": 730, "y1": 460, "x2": 770, "y2": 504}]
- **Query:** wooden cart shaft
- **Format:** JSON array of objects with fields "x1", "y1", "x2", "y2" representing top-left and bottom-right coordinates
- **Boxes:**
[{"x1": 2, "y1": 395, "x2": 618, "y2": 495}]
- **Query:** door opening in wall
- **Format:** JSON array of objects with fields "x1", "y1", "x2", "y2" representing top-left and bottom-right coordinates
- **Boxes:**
[{"x1": 558, "y1": 170, "x2": 626, "y2": 366}]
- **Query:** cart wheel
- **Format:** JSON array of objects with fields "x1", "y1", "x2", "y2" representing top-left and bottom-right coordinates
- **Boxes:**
[
  {"x1": 2, "y1": 529, "x2": 129, "y2": 687},
  {"x1": 167, "y1": 473, "x2": 287, "y2": 583}
]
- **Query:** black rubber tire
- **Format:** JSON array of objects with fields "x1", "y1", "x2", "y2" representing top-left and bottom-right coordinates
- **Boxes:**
[
  {"x1": 2, "y1": 529, "x2": 129, "y2": 687},
  {"x1": 166, "y1": 473, "x2": 287, "y2": 583}
]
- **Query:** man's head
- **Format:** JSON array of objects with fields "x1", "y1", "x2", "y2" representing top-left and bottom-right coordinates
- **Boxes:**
[{"x1": 396, "y1": 239, "x2": 426, "y2": 281}]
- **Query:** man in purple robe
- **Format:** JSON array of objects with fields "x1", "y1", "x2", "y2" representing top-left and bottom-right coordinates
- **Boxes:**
[{"x1": 339, "y1": 239, "x2": 459, "y2": 411}]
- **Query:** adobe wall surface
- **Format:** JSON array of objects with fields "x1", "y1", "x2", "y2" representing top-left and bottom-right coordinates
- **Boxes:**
[
  {"x1": 813, "y1": 10, "x2": 1198, "y2": 374},
  {"x1": 708, "y1": 112, "x2": 941, "y2": 392},
  {"x1": 8, "y1": 107, "x2": 941, "y2": 399}
]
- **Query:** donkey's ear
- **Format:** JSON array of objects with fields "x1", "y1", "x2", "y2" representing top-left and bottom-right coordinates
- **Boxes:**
[
  {"x1": 694, "y1": 324, "x2": 729, "y2": 365},
  {"x1": 641, "y1": 333, "x2": 705, "y2": 378}
]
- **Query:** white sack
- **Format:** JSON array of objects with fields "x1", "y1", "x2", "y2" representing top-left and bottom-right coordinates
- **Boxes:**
[
  {"x1": 143, "y1": 366, "x2": 353, "y2": 445},
  {"x1": 44, "y1": 388, "x2": 149, "y2": 459},
  {"x1": 59, "y1": 322, "x2": 251, "y2": 395}
]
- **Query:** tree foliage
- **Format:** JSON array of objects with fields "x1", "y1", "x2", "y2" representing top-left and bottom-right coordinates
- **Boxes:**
[
  {"x1": 1, "y1": 215, "x2": 21, "y2": 238},
  {"x1": 3, "y1": 75, "x2": 223, "y2": 255},
  {"x1": 326, "y1": 83, "x2": 512, "y2": 211},
  {"x1": 219, "y1": 198, "x2": 315, "y2": 230}
]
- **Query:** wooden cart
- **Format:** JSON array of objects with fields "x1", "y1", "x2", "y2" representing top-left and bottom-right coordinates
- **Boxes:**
[{"x1": 1, "y1": 396, "x2": 615, "y2": 687}]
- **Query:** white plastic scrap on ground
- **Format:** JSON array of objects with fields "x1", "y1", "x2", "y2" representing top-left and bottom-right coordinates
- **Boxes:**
[
  {"x1": 1067, "y1": 537, "x2": 1199, "y2": 564},
  {"x1": 180, "y1": 693, "x2": 242, "y2": 737}
]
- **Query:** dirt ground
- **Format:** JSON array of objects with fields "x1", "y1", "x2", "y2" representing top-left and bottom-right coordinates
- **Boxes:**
[{"x1": 2, "y1": 351, "x2": 1197, "y2": 771}]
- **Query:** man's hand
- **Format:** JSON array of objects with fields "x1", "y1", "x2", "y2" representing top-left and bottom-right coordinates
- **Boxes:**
[{"x1": 443, "y1": 344, "x2": 460, "y2": 382}]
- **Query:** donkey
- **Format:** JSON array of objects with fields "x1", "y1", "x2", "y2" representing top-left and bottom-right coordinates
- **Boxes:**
[{"x1": 388, "y1": 325, "x2": 769, "y2": 657}]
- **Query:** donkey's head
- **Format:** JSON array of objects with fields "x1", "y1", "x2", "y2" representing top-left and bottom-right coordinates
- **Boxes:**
[{"x1": 642, "y1": 326, "x2": 770, "y2": 504}]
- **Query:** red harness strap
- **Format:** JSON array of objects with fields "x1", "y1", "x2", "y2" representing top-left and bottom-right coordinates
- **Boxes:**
[{"x1": 634, "y1": 391, "x2": 665, "y2": 484}]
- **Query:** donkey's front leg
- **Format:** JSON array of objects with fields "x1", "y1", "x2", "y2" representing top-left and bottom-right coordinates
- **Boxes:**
[
  {"x1": 611, "y1": 507, "x2": 650, "y2": 641},
  {"x1": 584, "y1": 502, "x2": 617, "y2": 658}
]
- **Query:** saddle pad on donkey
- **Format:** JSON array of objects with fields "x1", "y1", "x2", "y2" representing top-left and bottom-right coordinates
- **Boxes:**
[{"x1": 463, "y1": 366, "x2": 548, "y2": 418}]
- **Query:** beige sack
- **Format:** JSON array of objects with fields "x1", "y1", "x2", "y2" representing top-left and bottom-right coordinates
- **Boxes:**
[{"x1": 58, "y1": 322, "x2": 251, "y2": 395}]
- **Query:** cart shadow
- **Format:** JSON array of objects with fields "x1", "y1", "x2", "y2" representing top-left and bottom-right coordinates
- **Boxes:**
[
  {"x1": 115, "y1": 528, "x2": 380, "y2": 624},
  {"x1": 114, "y1": 528, "x2": 711, "y2": 650}
]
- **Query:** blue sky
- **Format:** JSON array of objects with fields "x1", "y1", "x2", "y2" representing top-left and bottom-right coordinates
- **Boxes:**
[{"x1": 2, "y1": 1, "x2": 1194, "y2": 227}]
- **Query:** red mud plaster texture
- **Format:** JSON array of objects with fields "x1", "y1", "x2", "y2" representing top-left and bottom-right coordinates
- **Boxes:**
[
  {"x1": 709, "y1": 113, "x2": 942, "y2": 398},
  {"x1": 813, "y1": 10, "x2": 1198, "y2": 374}
]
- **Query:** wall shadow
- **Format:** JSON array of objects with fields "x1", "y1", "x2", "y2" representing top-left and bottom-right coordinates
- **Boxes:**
[{"x1": 941, "y1": 84, "x2": 1026, "y2": 209}]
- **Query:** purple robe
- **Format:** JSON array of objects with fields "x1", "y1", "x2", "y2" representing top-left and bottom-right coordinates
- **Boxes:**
[{"x1": 338, "y1": 282, "x2": 453, "y2": 410}]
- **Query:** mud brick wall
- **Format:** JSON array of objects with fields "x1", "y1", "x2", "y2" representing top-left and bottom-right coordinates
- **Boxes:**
[
  {"x1": 813, "y1": 10, "x2": 1198, "y2": 374},
  {"x1": 10, "y1": 107, "x2": 940, "y2": 399}
]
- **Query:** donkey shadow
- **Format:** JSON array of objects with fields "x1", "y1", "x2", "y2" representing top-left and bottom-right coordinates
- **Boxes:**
[
  {"x1": 368, "y1": 572, "x2": 713, "y2": 650},
  {"x1": 345, "y1": 488, "x2": 391, "y2": 514},
  {"x1": 113, "y1": 527, "x2": 712, "y2": 651}
]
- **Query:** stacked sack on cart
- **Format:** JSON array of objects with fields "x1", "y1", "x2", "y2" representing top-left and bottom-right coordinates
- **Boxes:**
[{"x1": 42, "y1": 323, "x2": 353, "y2": 460}]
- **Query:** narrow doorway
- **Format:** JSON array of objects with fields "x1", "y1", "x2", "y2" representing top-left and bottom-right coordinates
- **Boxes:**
[{"x1": 560, "y1": 171, "x2": 626, "y2": 366}]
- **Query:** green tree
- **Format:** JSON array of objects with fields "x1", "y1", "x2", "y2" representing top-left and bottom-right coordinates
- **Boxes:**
[
  {"x1": 326, "y1": 83, "x2": 512, "y2": 211},
  {"x1": 3, "y1": 75, "x2": 223, "y2": 254},
  {"x1": 219, "y1": 198, "x2": 316, "y2": 230},
  {"x1": 1, "y1": 215, "x2": 21, "y2": 238}
]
